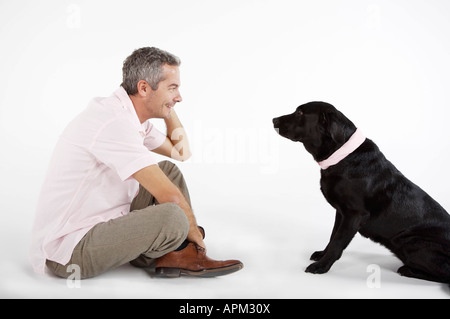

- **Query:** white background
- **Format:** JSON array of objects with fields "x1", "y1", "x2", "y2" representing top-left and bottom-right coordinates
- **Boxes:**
[{"x1": 1, "y1": 0, "x2": 450, "y2": 298}]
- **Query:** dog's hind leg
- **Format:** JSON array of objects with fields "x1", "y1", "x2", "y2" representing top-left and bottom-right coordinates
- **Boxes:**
[
  {"x1": 397, "y1": 258, "x2": 450, "y2": 284},
  {"x1": 397, "y1": 265, "x2": 449, "y2": 283},
  {"x1": 393, "y1": 230, "x2": 450, "y2": 284}
]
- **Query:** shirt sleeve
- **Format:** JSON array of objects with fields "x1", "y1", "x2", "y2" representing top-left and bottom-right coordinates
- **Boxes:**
[
  {"x1": 143, "y1": 121, "x2": 167, "y2": 151},
  {"x1": 90, "y1": 117, "x2": 159, "y2": 181}
]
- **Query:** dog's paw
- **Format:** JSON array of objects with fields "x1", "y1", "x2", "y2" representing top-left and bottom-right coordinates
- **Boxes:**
[
  {"x1": 310, "y1": 251, "x2": 325, "y2": 261},
  {"x1": 305, "y1": 261, "x2": 331, "y2": 274}
]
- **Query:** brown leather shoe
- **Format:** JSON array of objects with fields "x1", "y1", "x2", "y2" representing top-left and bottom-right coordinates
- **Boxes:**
[{"x1": 154, "y1": 243, "x2": 243, "y2": 278}]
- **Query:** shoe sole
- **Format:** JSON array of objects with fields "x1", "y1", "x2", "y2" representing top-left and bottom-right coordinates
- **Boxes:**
[{"x1": 154, "y1": 262, "x2": 243, "y2": 278}]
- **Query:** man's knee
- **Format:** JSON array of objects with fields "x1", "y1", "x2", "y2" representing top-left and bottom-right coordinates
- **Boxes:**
[
  {"x1": 141, "y1": 203, "x2": 188, "y2": 258},
  {"x1": 157, "y1": 203, "x2": 189, "y2": 238}
]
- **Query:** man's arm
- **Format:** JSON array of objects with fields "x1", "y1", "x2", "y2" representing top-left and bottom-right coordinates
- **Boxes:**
[
  {"x1": 152, "y1": 110, "x2": 192, "y2": 161},
  {"x1": 132, "y1": 164, "x2": 205, "y2": 249}
]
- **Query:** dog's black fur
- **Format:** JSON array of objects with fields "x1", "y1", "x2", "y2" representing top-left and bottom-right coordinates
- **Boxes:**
[{"x1": 273, "y1": 101, "x2": 450, "y2": 285}]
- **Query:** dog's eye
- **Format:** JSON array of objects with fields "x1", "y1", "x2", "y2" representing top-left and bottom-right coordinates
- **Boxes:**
[{"x1": 296, "y1": 110, "x2": 303, "y2": 117}]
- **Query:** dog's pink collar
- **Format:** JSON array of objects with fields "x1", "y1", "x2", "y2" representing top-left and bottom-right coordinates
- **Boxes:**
[{"x1": 318, "y1": 128, "x2": 366, "y2": 170}]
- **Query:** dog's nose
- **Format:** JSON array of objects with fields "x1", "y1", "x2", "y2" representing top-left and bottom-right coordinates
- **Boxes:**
[{"x1": 272, "y1": 118, "x2": 279, "y2": 126}]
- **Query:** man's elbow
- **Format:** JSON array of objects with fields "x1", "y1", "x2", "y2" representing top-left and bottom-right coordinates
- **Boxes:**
[{"x1": 158, "y1": 192, "x2": 183, "y2": 205}]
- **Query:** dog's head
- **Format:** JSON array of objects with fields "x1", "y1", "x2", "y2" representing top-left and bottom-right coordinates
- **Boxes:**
[{"x1": 272, "y1": 102, "x2": 357, "y2": 161}]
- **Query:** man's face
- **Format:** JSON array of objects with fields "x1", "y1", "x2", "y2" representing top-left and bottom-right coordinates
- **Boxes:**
[{"x1": 145, "y1": 64, "x2": 182, "y2": 119}]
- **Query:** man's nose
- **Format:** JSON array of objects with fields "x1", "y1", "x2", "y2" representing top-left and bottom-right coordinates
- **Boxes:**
[{"x1": 174, "y1": 93, "x2": 182, "y2": 103}]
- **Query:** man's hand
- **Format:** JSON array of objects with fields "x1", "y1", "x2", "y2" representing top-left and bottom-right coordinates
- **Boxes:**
[
  {"x1": 188, "y1": 226, "x2": 206, "y2": 251},
  {"x1": 153, "y1": 110, "x2": 192, "y2": 161}
]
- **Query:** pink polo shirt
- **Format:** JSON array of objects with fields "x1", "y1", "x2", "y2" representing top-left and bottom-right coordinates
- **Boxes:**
[{"x1": 30, "y1": 87, "x2": 166, "y2": 274}]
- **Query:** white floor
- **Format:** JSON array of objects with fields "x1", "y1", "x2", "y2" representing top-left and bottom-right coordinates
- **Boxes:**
[{"x1": 2, "y1": 165, "x2": 449, "y2": 299}]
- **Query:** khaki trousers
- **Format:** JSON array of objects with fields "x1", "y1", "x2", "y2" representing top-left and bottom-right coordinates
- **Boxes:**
[{"x1": 46, "y1": 161, "x2": 190, "y2": 279}]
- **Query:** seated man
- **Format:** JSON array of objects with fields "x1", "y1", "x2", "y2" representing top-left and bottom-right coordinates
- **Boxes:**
[{"x1": 30, "y1": 47, "x2": 243, "y2": 279}]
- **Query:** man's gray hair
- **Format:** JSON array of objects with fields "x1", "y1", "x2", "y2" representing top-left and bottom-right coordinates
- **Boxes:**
[{"x1": 121, "y1": 47, "x2": 181, "y2": 95}]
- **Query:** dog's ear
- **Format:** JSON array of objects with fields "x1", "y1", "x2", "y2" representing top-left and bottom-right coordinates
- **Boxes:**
[{"x1": 321, "y1": 112, "x2": 346, "y2": 144}]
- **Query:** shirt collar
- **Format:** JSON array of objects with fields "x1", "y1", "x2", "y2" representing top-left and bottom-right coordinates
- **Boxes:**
[{"x1": 114, "y1": 86, "x2": 144, "y2": 129}]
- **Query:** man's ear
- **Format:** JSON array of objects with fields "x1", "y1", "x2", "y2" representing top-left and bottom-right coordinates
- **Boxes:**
[
  {"x1": 322, "y1": 112, "x2": 346, "y2": 144},
  {"x1": 136, "y1": 80, "x2": 150, "y2": 97}
]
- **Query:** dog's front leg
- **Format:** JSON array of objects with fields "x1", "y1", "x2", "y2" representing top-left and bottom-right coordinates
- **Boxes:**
[
  {"x1": 306, "y1": 212, "x2": 365, "y2": 274},
  {"x1": 310, "y1": 211, "x2": 342, "y2": 261}
]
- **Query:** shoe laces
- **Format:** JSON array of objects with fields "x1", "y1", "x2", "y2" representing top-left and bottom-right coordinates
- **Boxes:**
[{"x1": 194, "y1": 243, "x2": 206, "y2": 254}]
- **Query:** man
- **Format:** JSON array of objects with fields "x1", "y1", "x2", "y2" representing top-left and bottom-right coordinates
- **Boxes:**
[{"x1": 30, "y1": 47, "x2": 243, "y2": 279}]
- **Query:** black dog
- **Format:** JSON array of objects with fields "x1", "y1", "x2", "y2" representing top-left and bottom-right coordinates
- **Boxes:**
[{"x1": 273, "y1": 101, "x2": 450, "y2": 285}]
